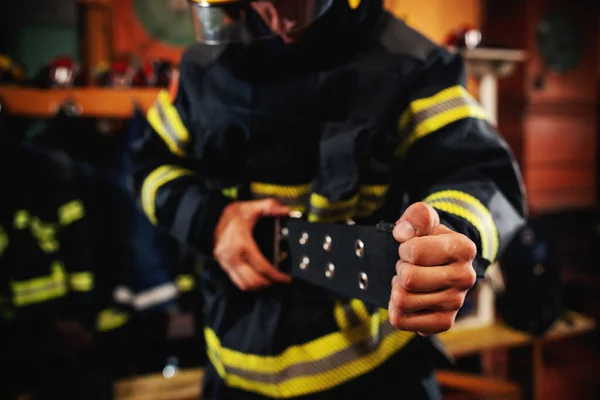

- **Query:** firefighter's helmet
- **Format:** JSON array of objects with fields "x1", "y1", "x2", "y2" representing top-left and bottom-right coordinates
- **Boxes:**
[
  {"x1": 187, "y1": 0, "x2": 362, "y2": 45},
  {"x1": 35, "y1": 56, "x2": 85, "y2": 88},
  {"x1": 444, "y1": 24, "x2": 483, "y2": 50},
  {"x1": 94, "y1": 56, "x2": 149, "y2": 87}
]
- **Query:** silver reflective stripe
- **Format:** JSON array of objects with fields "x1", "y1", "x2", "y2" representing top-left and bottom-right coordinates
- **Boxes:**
[
  {"x1": 114, "y1": 283, "x2": 179, "y2": 311},
  {"x1": 217, "y1": 322, "x2": 403, "y2": 385},
  {"x1": 134, "y1": 283, "x2": 178, "y2": 310},
  {"x1": 428, "y1": 196, "x2": 496, "y2": 260},
  {"x1": 155, "y1": 100, "x2": 184, "y2": 154},
  {"x1": 404, "y1": 96, "x2": 478, "y2": 134}
]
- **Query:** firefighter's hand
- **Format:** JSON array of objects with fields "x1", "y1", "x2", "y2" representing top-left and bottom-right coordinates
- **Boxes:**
[
  {"x1": 388, "y1": 202, "x2": 477, "y2": 335},
  {"x1": 214, "y1": 199, "x2": 293, "y2": 291}
]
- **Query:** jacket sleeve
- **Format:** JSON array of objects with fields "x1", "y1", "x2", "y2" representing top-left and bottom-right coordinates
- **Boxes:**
[
  {"x1": 128, "y1": 66, "x2": 231, "y2": 257},
  {"x1": 396, "y1": 48, "x2": 527, "y2": 275}
]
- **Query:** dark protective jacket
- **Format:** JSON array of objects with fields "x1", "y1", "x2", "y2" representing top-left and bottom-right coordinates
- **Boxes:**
[{"x1": 129, "y1": 3, "x2": 526, "y2": 398}]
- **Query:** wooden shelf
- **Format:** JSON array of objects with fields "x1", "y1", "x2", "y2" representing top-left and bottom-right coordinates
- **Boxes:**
[{"x1": 0, "y1": 86, "x2": 159, "y2": 118}]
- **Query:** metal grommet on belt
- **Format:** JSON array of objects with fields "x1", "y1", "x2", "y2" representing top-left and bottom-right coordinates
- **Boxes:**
[
  {"x1": 323, "y1": 235, "x2": 332, "y2": 252},
  {"x1": 355, "y1": 239, "x2": 365, "y2": 258},
  {"x1": 325, "y1": 262, "x2": 335, "y2": 279},
  {"x1": 299, "y1": 232, "x2": 309, "y2": 246},
  {"x1": 300, "y1": 256, "x2": 310, "y2": 270},
  {"x1": 358, "y1": 272, "x2": 368, "y2": 290}
]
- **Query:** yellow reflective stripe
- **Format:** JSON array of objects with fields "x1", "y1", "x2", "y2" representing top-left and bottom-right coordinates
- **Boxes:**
[
  {"x1": 333, "y1": 301, "x2": 351, "y2": 331},
  {"x1": 251, "y1": 182, "x2": 311, "y2": 212},
  {"x1": 13, "y1": 210, "x2": 30, "y2": 229},
  {"x1": 58, "y1": 200, "x2": 85, "y2": 226},
  {"x1": 0, "y1": 225, "x2": 8, "y2": 257},
  {"x1": 425, "y1": 190, "x2": 499, "y2": 262},
  {"x1": 359, "y1": 185, "x2": 389, "y2": 197},
  {"x1": 251, "y1": 182, "x2": 312, "y2": 198},
  {"x1": 397, "y1": 86, "x2": 489, "y2": 157},
  {"x1": 12, "y1": 262, "x2": 68, "y2": 307},
  {"x1": 141, "y1": 165, "x2": 194, "y2": 225},
  {"x1": 147, "y1": 90, "x2": 190, "y2": 157},
  {"x1": 356, "y1": 185, "x2": 390, "y2": 217},
  {"x1": 176, "y1": 274, "x2": 195, "y2": 292},
  {"x1": 308, "y1": 193, "x2": 358, "y2": 223},
  {"x1": 222, "y1": 186, "x2": 239, "y2": 200},
  {"x1": 30, "y1": 218, "x2": 59, "y2": 254},
  {"x1": 96, "y1": 308, "x2": 130, "y2": 332},
  {"x1": 70, "y1": 272, "x2": 94, "y2": 292},
  {"x1": 205, "y1": 319, "x2": 416, "y2": 398},
  {"x1": 349, "y1": 299, "x2": 370, "y2": 323}
]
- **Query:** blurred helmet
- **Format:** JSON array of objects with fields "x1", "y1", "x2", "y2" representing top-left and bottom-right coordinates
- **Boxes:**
[
  {"x1": 94, "y1": 56, "x2": 149, "y2": 87},
  {"x1": 0, "y1": 55, "x2": 26, "y2": 84},
  {"x1": 444, "y1": 24, "x2": 483, "y2": 50},
  {"x1": 152, "y1": 60, "x2": 177, "y2": 88},
  {"x1": 187, "y1": 0, "x2": 360, "y2": 45},
  {"x1": 36, "y1": 56, "x2": 85, "y2": 88}
]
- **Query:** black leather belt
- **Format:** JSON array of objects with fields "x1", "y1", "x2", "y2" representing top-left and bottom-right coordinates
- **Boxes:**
[{"x1": 256, "y1": 217, "x2": 400, "y2": 309}]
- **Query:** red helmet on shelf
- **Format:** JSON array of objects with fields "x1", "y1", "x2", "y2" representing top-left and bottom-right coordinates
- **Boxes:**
[
  {"x1": 152, "y1": 59, "x2": 177, "y2": 88},
  {"x1": 94, "y1": 55, "x2": 149, "y2": 88},
  {"x1": 36, "y1": 56, "x2": 85, "y2": 88},
  {"x1": 444, "y1": 24, "x2": 483, "y2": 50}
]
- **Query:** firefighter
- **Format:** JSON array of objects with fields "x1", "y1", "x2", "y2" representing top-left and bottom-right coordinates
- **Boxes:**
[{"x1": 129, "y1": 0, "x2": 527, "y2": 398}]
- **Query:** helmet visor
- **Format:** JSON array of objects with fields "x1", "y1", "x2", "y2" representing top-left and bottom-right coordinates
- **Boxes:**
[{"x1": 188, "y1": 0, "x2": 335, "y2": 44}]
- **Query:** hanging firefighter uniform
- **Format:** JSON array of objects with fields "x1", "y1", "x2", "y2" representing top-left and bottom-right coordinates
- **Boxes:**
[
  {"x1": 129, "y1": 1, "x2": 526, "y2": 398},
  {"x1": 0, "y1": 136, "x2": 92, "y2": 322}
]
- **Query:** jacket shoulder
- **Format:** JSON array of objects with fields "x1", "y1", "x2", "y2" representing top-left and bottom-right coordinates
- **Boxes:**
[
  {"x1": 375, "y1": 12, "x2": 439, "y2": 62},
  {"x1": 180, "y1": 43, "x2": 227, "y2": 70}
]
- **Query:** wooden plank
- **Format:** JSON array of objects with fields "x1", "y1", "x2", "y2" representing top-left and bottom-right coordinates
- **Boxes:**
[
  {"x1": 115, "y1": 369, "x2": 203, "y2": 400},
  {"x1": 528, "y1": 189, "x2": 596, "y2": 214},
  {"x1": 0, "y1": 86, "x2": 159, "y2": 118},
  {"x1": 438, "y1": 324, "x2": 531, "y2": 357},
  {"x1": 525, "y1": 165, "x2": 596, "y2": 191},
  {"x1": 435, "y1": 370, "x2": 521, "y2": 399},
  {"x1": 525, "y1": 115, "x2": 596, "y2": 164}
]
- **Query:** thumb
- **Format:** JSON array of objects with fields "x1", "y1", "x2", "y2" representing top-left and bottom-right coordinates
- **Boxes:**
[{"x1": 393, "y1": 202, "x2": 440, "y2": 242}]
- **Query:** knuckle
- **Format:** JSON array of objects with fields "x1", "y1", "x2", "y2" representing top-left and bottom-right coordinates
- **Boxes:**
[
  {"x1": 398, "y1": 264, "x2": 414, "y2": 291},
  {"x1": 463, "y1": 237, "x2": 478, "y2": 260},
  {"x1": 461, "y1": 264, "x2": 477, "y2": 288},
  {"x1": 391, "y1": 287, "x2": 404, "y2": 309},
  {"x1": 388, "y1": 307, "x2": 401, "y2": 328},
  {"x1": 448, "y1": 294, "x2": 464, "y2": 311},
  {"x1": 264, "y1": 198, "x2": 279, "y2": 208},
  {"x1": 437, "y1": 313, "x2": 454, "y2": 332},
  {"x1": 467, "y1": 265, "x2": 477, "y2": 287}
]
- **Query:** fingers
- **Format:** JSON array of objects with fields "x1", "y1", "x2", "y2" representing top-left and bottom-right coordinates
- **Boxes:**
[
  {"x1": 395, "y1": 261, "x2": 477, "y2": 293},
  {"x1": 390, "y1": 276, "x2": 467, "y2": 313},
  {"x1": 245, "y1": 240, "x2": 292, "y2": 283},
  {"x1": 393, "y1": 202, "x2": 440, "y2": 242},
  {"x1": 252, "y1": 198, "x2": 292, "y2": 218},
  {"x1": 227, "y1": 262, "x2": 270, "y2": 292},
  {"x1": 388, "y1": 308, "x2": 458, "y2": 336},
  {"x1": 399, "y1": 233, "x2": 477, "y2": 266}
]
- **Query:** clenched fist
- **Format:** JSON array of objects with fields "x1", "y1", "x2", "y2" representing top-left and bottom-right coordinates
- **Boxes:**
[
  {"x1": 214, "y1": 199, "x2": 292, "y2": 291},
  {"x1": 388, "y1": 202, "x2": 478, "y2": 336}
]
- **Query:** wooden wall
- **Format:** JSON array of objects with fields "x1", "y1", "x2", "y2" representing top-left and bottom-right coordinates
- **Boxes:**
[
  {"x1": 484, "y1": 0, "x2": 599, "y2": 214},
  {"x1": 385, "y1": 0, "x2": 482, "y2": 43}
]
